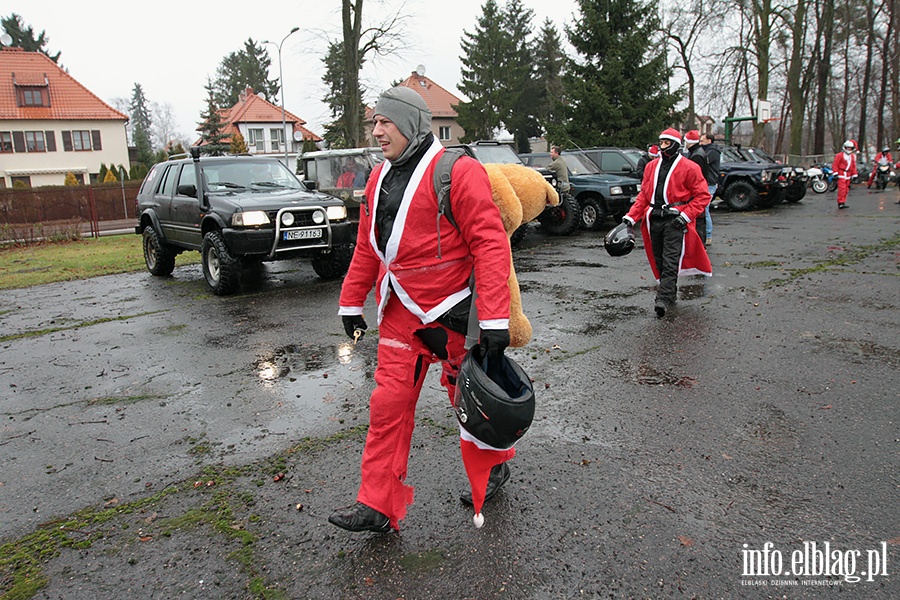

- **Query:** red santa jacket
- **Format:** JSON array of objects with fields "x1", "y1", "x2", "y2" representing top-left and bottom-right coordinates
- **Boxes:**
[
  {"x1": 624, "y1": 154, "x2": 712, "y2": 278},
  {"x1": 832, "y1": 151, "x2": 857, "y2": 179},
  {"x1": 338, "y1": 137, "x2": 511, "y2": 329}
]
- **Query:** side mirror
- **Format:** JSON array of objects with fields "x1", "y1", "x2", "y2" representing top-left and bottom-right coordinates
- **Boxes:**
[
  {"x1": 177, "y1": 184, "x2": 197, "y2": 198},
  {"x1": 303, "y1": 180, "x2": 317, "y2": 190}
]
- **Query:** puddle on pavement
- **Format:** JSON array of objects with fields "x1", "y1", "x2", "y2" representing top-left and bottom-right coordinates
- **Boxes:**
[
  {"x1": 611, "y1": 358, "x2": 697, "y2": 387},
  {"x1": 678, "y1": 282, "x2": 707, "y2": 301}
]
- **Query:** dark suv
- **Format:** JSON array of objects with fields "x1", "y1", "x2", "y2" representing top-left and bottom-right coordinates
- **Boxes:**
[
  {"x1": 519, "y1": 151, "x2": 640, "y2": 230},
  {"x1": 735, "y1": 146, "x2": 807, "y2": 203},
  {"x1": 135, "y1": 149, "x2": 354, "y2": 295},
  {"x1": 298, "y1": 147, "x2": 383, "y2": 223},
  {"x1": 716, "y1": 145, "x2": 789, "y2": 210},
  {"x1": 578, "y1": 147, "x2": 643, "y2": 180}
]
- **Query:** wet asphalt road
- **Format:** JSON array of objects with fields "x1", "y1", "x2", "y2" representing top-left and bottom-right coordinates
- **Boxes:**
[{"x1": 0, "y1": 186, "x2": 898, "y2": 599}]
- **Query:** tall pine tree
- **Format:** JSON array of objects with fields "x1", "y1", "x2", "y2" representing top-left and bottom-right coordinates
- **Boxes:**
[
  {"x1": 321, "y1": 40, "x2": 366, "y2": 148},
  {"x1": 563, "y1": 0, "x2": 679, "y2": 147},
  {"x1": 533, "y1": 19, "x2": 566, "y2": 144},
  {"x1": 213, "y1": 38, "x2": 278, "y2": 107},
  {"x1": 129, "y1": 83, "x2": 155, "y2": 167},
  {"x1": 197, "y1": 80, "x2": 229, "y2": 156},
  {"x1": 502, "y1": 0, "x2": 541, "y2": 152},
  {"x1": 457, "y1": 0, "x2": 509, "y2": 141},
  {"x1": 1, "y1": 13, "x2": 60, "y2": 62}
]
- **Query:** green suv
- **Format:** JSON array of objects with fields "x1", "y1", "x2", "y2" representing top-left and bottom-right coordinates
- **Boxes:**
[{"x1": 135, "y1": 149, "x2": 354, "y2": 295}]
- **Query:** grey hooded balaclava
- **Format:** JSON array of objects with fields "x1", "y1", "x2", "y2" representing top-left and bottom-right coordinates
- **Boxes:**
[{"x1": 373, "y1": 86, "x2": 432, "y2": 166}]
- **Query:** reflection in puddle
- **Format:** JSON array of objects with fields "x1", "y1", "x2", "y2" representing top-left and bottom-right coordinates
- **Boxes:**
[
  {"x1": 337, "y1": 342, "x2": 355, "y2": 365},
  {"x1": 679, "y1": 281, "x2": 706, "y2": 301}
]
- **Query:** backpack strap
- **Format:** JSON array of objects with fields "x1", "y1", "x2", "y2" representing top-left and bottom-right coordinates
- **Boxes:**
[{"x1": 433, "y1": 148, "x2": 464, "y2": 258}]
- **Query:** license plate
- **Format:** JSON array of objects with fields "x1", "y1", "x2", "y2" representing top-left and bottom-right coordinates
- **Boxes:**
[{"x1": 283, "y1": 229, "x2": 322, "y2": 241}]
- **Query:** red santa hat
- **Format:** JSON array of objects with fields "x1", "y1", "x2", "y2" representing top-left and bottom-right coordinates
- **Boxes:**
[
  {"x1": 684, "y1": 130, "x2": 700, "y2": 145},
  {"x1": 459, "y1": 428, "x2": 516, "y2": 526},
  {"x1": 648, "y1": 144, "x2": 660, "y2": 157},
  {"x1": 659, "y1": 128, "x2": 682, "y2": 144}
]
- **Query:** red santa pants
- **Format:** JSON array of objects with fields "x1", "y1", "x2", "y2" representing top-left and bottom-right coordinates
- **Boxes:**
[
  {"x1": 356, "y1": 295, "x2": 467, "y2": 529},
  {"x1": 837, "y1": 178, "x2": 850, "y2": 205}
]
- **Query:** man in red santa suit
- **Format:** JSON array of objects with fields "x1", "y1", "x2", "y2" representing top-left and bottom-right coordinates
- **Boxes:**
[
  {"x1": 329, "y1": 86, "x2": 513, "y2": 532},
  {"x1": 832, "y1": 140, "x2": 858, "y2": 209},
  {"x1": 622, "y1": 128, "x2": 711, "y2": 317}
]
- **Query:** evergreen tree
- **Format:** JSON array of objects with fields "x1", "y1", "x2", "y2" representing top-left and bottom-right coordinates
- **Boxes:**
[
  {"x1": 197, "y1": 80, "x2": 229, "y2": 156},
  {"x1": 563, "y1": 0, "x2": 679, "y2": 147},
  {"x1": 1, "y1": 13, "x2": 60, "y2": 62},
  {"x1": 322, "y1": 41, "x2": 366, "y2": 148},
  {"x1": 98, "y1": 163, "x2": 108, "y2": 182},
  {"x1": 129, "y1": 83, "x2": 155, "y2": 166},
  {"x1": 230, "y1": 131, "x2": 249, "y2": 154},
  {"x1": 103, "y1": 169, "x2": 118, "y2": 183},
  {"x1": 502, "y1": 0, "x2": 541, "y2": 152},
  {"x1": 64, "y1": 172, "x2": 78, "y2": 186},
  {"x1": 457, "y1": 0, "x2": 510, "y2": 141},
  {"x1": 533, "y1": 19, "x2": 567, "y2": 144},
  {"x1": 213, "y1": 38, "x2": 278, "y2": 107}
]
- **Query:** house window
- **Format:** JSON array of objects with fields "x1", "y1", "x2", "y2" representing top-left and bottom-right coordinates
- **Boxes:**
[
  {"x1": 25, "y1": 131, "x2": 46, "y2": 152},
  {"x1": 11, "y1": 176, "x2": 32, "y2": 188},
  {"x1": 17, "y1": 86, "x2": 49, "y2": 107},
  {"x1": 439, "y1": 126, "x2": 451, "y2": 141},
  {"x1": 248, "y1": 128, "x2": 264, "y2": 151},
  {"x1": 0, "y1": 132, "x2": 12, "y2": 153},
  {"x1": 270, "y1": 128, "x2": 283, "y2": 152},
  {"x1": 72, "y1": 131, "x2": 92, "y2": 151}
]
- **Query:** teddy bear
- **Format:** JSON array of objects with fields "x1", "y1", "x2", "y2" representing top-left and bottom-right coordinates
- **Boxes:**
[{"x1": 482, "y1": 163, "x2": 559, "y2": 348}]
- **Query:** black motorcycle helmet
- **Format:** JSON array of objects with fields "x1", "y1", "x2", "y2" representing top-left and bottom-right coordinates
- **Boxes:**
[
  {"x1": 604, "y1": 222, "x2": 636, "y2": 257},
  {"x1": 453, "y1": 344, "x2": 535, "y2": 450}
]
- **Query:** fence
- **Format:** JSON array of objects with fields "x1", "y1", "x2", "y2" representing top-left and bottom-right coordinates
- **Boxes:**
[{"x1": 0, "y1": 181, "x2": 141, "y2": 242}]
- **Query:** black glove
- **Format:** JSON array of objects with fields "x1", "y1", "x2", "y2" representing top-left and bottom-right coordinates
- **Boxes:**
[
  {"x1": 342, "y1": 315, "x2": 367, "y2": 340},
  {"x1": 673, "y1": 212, "x2": 689, "y2": 232},
  {"x1": 479, "y1": 328, "x2": 510, "y2": 360}
]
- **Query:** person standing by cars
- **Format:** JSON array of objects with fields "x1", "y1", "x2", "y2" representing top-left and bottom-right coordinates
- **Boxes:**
[
  {"x1": 547, "y1": 145, "x2": 571, "y2": 193},
  {"x1": 622, "y1": 128, "x2": 711, "y2": 318},
  {"x1": 832, "y1": 140, "x2": 858, "y2": 209},
  {"x1": 683, "y1": 130, "x2": 710, "y2": 246},
  {"x1": 636, "y1": 144, "x2": 659, "y2": 179},
  {"x1": 699, "y1": 133, "x2": 720, "y2": 245},
  {"x1": 329, "y1": 86, "x2": 513, "y2": 533}
]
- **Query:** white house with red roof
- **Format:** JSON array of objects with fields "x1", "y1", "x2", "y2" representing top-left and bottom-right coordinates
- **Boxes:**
[
  {"x1": 365, "y1": 69, "x2": 465, "y2": 147},
  {"x1": 0, "y1": 47, "x2": 130, "y2": 188},
  {"x1": 201, "y1": 86, "x2": 321, "y2": 161}
]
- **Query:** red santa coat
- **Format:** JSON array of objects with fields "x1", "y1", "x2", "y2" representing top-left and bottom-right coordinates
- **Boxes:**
[
  {"x1": 832, "y1": 151, "x2": 857, "y2": 180},
  {"x1": 625, "y1": 154, "x2": 712, "y2": 279},
  {"x1": 339, "y1": 137, "x2": 511, "y2": 329}
]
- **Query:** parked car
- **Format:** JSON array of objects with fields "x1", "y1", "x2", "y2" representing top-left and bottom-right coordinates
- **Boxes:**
[
  {"x1": 298, "y1": 147, "x2": 383, "y2": 223},
  {"x1": 445, "y1": 140, "x2": 581, "y2": 238},
  {"x1": 577, "y1": 147, "x2": 643, "y2": 180},
  {"x1": 715, "y1": 145, "x2": 789, "y2": 211},
  {"x1": 519, "y1": 151, "x2": 641, "y2": 230},
  {"x1": 734, "y1": 145, "x2": 808, "y2": 203},
  {"x1": 135, "y1": 149, "x2": 354, "y2": 295}
]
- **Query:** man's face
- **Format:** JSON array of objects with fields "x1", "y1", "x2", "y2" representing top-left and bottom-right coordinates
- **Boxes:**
[
  {"x1": 550, "y1": 148, "x2": 559, "y2": 159},
  {"x1": 700, "y1": 136, "x2": 711, "y2": 146},
  {"x1": 372, "y1": 116, "x2": 408, "y2": 161},
  {"x1": 659, "y1": 139, "x2": 673, "y2": 150}
]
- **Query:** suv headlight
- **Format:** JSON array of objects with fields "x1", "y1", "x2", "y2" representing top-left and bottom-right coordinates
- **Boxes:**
[
  {"x1": 610, "y1": 186, "x2": 624, "y2": 195},
  {"x1": 232, "y1": 211, "x2": 270, "y2": 227},
  {"x1": 761, "y1": 170, "x2": 773, "y2": 183},
  {"x1": 326, "y1": 205, "x2": 348, "y2": 221}
]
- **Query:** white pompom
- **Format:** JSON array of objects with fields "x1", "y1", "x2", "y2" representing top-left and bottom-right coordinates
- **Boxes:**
[{"x1": 473, "y1": 513, "x2": 484, "y2": 528}]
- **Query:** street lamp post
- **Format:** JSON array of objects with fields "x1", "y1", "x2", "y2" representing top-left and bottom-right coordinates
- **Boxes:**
[{"x1": 263, "y1": 26, "x2": 299, "y2": 169}]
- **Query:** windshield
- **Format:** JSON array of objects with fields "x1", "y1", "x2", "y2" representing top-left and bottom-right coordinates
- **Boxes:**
[
  {"x1": 563, "y1": 153, "x2": 602, "y2": 175},
  {"x1": 313, "y1": 153, "x2": 383, "y2": 189},
  {"x1": 203, "y1": 160, "x2": 304, "y2": 191},
  {"x1": 720, "y1": 146, "x2": 745, "y2": 162},
  {"x1": 469, "y1": 145, "x2": 523, "y2": 164},
  {"x1": 745, "y1": 147, "x2": 779, "y2": 163}
]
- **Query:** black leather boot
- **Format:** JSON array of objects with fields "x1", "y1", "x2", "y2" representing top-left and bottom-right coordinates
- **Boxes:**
[
  {"x1": 460, "y1": 462, "x2": 510, "y2": 505},
  {"x1": 328, "y1": 502, "x2": 390, "y2": 533}
]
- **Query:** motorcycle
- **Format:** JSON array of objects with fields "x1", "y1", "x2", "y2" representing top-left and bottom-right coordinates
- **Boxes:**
[
  {"x1": 873, "y1": 158, "x2": 895, "y2": 190},
  {"x1": 807, "y1": 163, "x2": 837, "y2": 193}
]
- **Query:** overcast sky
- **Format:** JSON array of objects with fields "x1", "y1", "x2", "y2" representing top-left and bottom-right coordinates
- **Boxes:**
[{"x1": 12, "y1": 0, "x2": 581, "y2": 142}]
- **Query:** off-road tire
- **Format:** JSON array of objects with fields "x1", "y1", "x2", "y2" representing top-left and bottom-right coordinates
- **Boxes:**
[
  {"x1": 201, "y1": 230, "x2": 241, "y2": 295},
  {"x1": 722, "y1": 181, "x2": 757, "y2": 211},
  {"x1": 510, "y1": 223, "x2": 529, "y2": 248},
  {"x1": 578, "y1": 195, "x2": 608, "y2": 231},
  {"x1": 311, "y1": 243, "x2": 354, "y2": 279},
  {"x1": 142, "y1": 225, "x2": 176, "y2": 276},
  {"x1": 811, "y1": 179, "x2": 828, "y2": 193},
  {"x1": 538, "y1": 193, "x2": 580, "y2": 236},
  {"x1": 784, "y1": 185, "x2": 806, "y2": 203}
]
